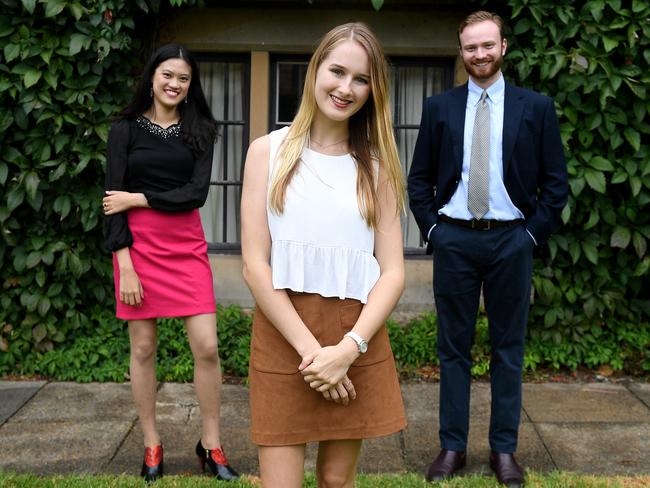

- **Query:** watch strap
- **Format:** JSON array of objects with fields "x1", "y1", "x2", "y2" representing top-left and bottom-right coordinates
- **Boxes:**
[{"x1": 344, "y1": 331, "x2": 368, "y2": 353}]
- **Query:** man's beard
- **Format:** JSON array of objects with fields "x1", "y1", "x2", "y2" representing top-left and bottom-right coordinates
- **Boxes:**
[{"x1": 464, "y1": 53, "x2": 503, "y2": 82}]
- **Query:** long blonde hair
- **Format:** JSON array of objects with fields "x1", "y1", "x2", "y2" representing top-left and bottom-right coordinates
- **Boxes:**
[{"x1": 268, "y1": 22, "x2": 405, "y2": 228}]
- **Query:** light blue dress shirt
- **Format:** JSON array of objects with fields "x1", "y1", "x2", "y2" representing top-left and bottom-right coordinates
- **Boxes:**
[{"x1": 428, "y1": 75, "x2": 536, "y2": 244}]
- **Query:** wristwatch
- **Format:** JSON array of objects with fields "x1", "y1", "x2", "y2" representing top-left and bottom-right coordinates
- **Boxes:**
[{"x1": 344, "y1": 331, "x2": 368, "y2": 354}]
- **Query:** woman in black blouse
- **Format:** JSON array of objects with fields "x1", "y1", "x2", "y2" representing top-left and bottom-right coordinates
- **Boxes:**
[{"x1": 103, "y1": 44, "x2": 238, "y2": 482}]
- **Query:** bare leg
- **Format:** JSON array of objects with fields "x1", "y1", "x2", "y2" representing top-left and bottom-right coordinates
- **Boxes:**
[
  {"x1": 316, "y1": 439, "x2": 362, "y2": 488},
  {"x1": 128, "y1": 319, "x2": 160, "y2": 447},
  {"x1": 258, "y1": 444, "x2": 306, "y2": 488},
  {"x1": 185, "y1": 313, "x2": 222, "y2": 448}
]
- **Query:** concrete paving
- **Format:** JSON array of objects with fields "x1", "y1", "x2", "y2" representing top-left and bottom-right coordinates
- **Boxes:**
[{"x1": 1, "y1": 380, "x2": 649, "y2": 478}]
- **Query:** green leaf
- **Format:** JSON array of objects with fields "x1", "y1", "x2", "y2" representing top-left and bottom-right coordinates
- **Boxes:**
[
  {"x1": 585, "y1": 112, "x2": 602, "y2": 130},
  {"x1": 69, "y1": 253, "x2": 83, "y2": 277},
  {"x1": 560, "y1": 203, "x2": 571, "y2": 224},
  {"x1": 582, "y1": 241, "x2": 599, "y2": 265},
  {"x1": 624, "y1": 78, "x2": 646, "y2": 99},
  {"x1": 32, "y1": 324, "x2": 47, "y2": 342},
  {"x1": 630, "y1": 176, "x2": 642, "y2": 196},
  {"x1": 610, "y1": 226, "x2": 631, "y2": 249},
  {"x1": 633, "y1": 100, "x2": 646, "y2": 124},
  {"x1": 610, "y1": 131, "x2": 623, "y2": 150},
  {"x1": 632, "y1": 0, "x2": 645, "y2": 12},
  {"x1": 24, "y1": 69, "x2": 41, "y2": 88},
  {"x1": 21, "y1": 0, "x2": 36, "y2": 14},
  {"x1": 569, "y1": 177, "x2": 585, "y2": 196},
  {"x1": 44, "y1": 0, "x2": 66, "y2": 17},
  {"x1": 602, "y1": 36, "x2": 618, "y2": 52},
  {"x1": 623, "y1": 127, "x2": 640, "y2": 152},
  {"x1": 633, "y1": 257, "x2": 650, "y2": 276},
  {"x1": 587, "y1": 0, "x2": 605, "y2": 21},
  {"x1": 371, "y1": 0, "x2": 384, "y2": 11},
  {"x1": 135, "y1": 0, "x2": 149, "y2": 12},
  {"x1": 23, "y1": 171, "x2": 40, "y2": 199},
  {"x1": 20, "y1": 292, "x2": 38, "y2": 311},
  {"x1": 39, "y1": 49, "x2": 52, "y2": 64},
  {"x1": 49, "y1": 163, "x2": 67, "y2": 182},
  {"x1": 4, "y1": 43, "x2": 20, "y2": 62},
  {"x1": 38, "y1": 296, "x2": 51, "y2": 316},
  {"x1": 35, "y1": 269, "x2": 46, "y2": 287},
  {"x1": 69, "y1": 3, "x2": 84, "y2": 20},
  {"x1": 0, "y1": 162, "x2": 8, "y2": 185},
  {"x1": 588, "y1": 156, "x2": 614, "y2": 172},
  {"x1": 43, "y1": 71, "x2": 58, "y2": 89},
  {"x1": 632, "y1": 232, "x2": 647, "y2": 258},
  {"x1": 569, "y1": 241, "x2": 581, "y2": 264},
  {"x1": 584, "y1": 210, "x2": 599, "y2": 230},
  {"x1": 53, "y1": 195, "x2": 71, "y2": 219},
  {"x1": 584, "y1": 169, "x2": 607, "y2": 193},
  {"x1": 26, "y1": 251, "x2": 41, "y2": 268},
  {"x1": 7, "y1": 186, "x2": 24, "y2": 211},
  {"x1": 514, "y1": 18, "x2": 531, "y2": 35},
  {"x1": 48, "y1": 283, "x2": 63, "y2": 297},
  {"x1": 0, "y1": 16, "x2": 14, "y2": 37},
  {"x1": 69, "y1": 33, "x2": 86, "y2": 56}
]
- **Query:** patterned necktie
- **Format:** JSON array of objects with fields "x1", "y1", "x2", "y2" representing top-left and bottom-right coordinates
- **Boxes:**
[{"x1": 468, "y1": 90, "x2": 490, "y2": 219}]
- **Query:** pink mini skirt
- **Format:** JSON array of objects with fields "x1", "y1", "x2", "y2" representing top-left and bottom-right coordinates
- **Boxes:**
[{"x1": 113, "y1": 208, "x2": 216, "y2": 320}]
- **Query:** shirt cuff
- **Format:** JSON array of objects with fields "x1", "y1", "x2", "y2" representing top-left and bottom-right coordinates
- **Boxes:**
[{"x1": 526, "y1": 229, "x2": 538, "y2": 246}]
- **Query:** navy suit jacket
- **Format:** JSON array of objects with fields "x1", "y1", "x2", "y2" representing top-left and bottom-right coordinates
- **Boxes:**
[{"x1": 408, "y1": 81, "x2": 568, "y2": 254}]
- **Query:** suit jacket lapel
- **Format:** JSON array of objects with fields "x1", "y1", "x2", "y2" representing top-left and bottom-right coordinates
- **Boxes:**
[
  {"x1": 449, "y1": 84, "x2": 468, "y2": 176},
  {"x1": 503, "y1": 82, "x2": 525, "y2": 175}
]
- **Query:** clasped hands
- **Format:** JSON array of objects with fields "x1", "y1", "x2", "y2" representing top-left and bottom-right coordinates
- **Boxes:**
[
  {"x1": 298, "y1": 341, "x2": 359, "y2": 406},
  {"x1": 103, "y1": 190, "x2": 146, "y2": 215}
]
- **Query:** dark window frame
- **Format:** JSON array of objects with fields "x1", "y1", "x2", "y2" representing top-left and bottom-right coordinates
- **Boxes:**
[
  {"x1": 270, "y1": 54, "x2": 310, "y2": 131},
  {"x1": 195, "y1": 53, "x2": 251, "y2": 252},
  {"x1": 390, "y1": 56, "x2": 455, "y2": 255}
]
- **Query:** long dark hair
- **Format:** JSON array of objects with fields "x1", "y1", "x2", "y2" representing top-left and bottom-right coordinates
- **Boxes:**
[{"x1": 119, "y1": 43, "x2": 218, "y2": 157}]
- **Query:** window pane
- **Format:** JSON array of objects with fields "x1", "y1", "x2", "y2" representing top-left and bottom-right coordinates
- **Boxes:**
[
  {"x1": 198, "y1": 58, "x2": 249, "y2": 247},
  {"x1": 276, "y1": 62, "x2": 308, "y2": 125},
  {"x1": 391, "y1": 63, "x2": 449, "y2": 249}
]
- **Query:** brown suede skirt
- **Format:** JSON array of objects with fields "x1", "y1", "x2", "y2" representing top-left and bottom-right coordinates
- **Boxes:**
[{"x1": 249, "y1": 292, "x2": 406, "y2": 446}]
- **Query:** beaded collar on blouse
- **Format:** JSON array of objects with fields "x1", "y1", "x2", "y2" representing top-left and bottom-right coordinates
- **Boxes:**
[{"x1": 136, "y1": 115, "x2": 181, "y2": 139}]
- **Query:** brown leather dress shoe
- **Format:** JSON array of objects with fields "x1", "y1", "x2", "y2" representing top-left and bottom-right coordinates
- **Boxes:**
[
  {"x1": 426, "y1": 448, "x2": 466, "y2": 482},
  {"x1": 489, "y1": 451, "x2": 524, "y2": 487}
]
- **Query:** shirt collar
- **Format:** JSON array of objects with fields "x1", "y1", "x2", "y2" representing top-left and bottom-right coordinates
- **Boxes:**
[{"x1": 468, "y1": 73, "x2": 504, "y2": 106}]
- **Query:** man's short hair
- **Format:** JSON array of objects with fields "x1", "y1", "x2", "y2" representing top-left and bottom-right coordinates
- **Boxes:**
[{"x1": 458, "y1": 10, "x2": 505, "y2": 45}]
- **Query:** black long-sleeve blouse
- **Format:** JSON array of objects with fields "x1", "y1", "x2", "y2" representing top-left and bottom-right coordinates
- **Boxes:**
[{"x1": 104, "y1": 116, "x2": 214, "y2": 252}]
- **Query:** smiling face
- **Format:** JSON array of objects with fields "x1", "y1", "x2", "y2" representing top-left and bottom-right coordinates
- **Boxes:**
[
  {"x1": 313, "y1": 39, "x2": 372, "y2": 124},
  {"x1": 459, "y1": 19, "x2": 507, "y2": 88},
  {"x1": 151, "y1": 58, "x2": 192, "y2": 112}
]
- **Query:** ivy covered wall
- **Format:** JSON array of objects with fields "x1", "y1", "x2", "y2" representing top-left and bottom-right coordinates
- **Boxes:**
[
  {"x1": 0, "y1": 0, "x2": 194, "y2": 369},
  {"x1": 495, "y1": 0, "x2": 649, "y2": 369}
]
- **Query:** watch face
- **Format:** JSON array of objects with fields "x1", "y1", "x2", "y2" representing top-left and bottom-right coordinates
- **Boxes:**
[{"x1": 359, "y1": 341, "x2": 368, "y2": 353}]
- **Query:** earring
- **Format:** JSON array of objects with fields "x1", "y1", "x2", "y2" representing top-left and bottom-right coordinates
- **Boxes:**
[
  {"x1": 150, "y1": 87, "x2": 153, "y2": 97},
  {"x1": 184, "y1": 97, "x2": 188, "y2": 104}
]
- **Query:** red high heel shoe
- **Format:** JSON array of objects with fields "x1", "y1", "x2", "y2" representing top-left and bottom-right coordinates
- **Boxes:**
[
  {"x1": 140, "y1": 444, "x2": 163, "y2": 483},
  {"x1": 195, "y1": 440, "x2": 239, "y2": 480}
]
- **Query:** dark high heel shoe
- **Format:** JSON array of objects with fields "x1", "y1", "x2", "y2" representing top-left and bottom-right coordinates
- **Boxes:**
[
  {"x1": 195, "y1": 440, "x2": 239, "y2": 480},
  {"x1": 140, "y1": 444, "x2": 163, "y2": 483}
]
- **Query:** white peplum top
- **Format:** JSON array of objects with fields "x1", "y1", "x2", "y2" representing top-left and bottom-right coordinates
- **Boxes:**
[{"x1": 266, "y1": 126, "x2": 380, "y2": 303}]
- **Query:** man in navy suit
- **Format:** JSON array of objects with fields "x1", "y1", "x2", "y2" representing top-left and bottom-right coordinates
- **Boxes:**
[{"x1": 408, "y1": 11, "x2": 568, "y2": 487}]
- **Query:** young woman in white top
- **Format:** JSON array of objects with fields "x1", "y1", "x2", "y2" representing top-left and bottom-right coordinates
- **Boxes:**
[{"x1": 241, "y1": 23, "x2": 406, "y2": 488}]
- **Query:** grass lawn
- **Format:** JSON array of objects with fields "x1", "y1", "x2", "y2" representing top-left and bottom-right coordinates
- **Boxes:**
[{"x1": 1, "y1": 472, "x2": 649, "y2": 487}]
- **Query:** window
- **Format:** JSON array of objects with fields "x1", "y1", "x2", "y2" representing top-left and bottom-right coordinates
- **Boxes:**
[
  {"x1": 390, "y1": 59, "x2": 454, "y2": 251},
  {"x1": 270, "y1": 55, "x2": 454, "y2": 251},
  {"x1": 197, "y1": 56, "x2": 250, "y2": 250}
]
